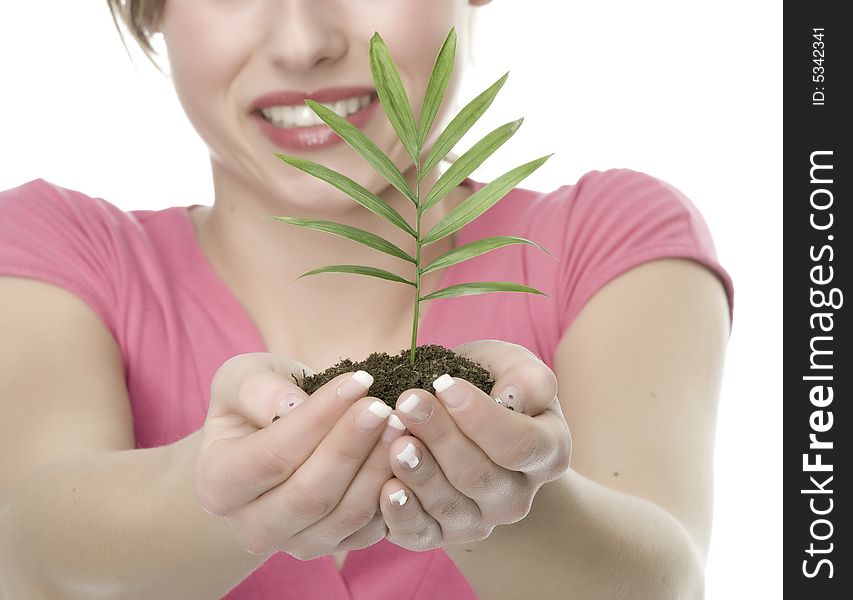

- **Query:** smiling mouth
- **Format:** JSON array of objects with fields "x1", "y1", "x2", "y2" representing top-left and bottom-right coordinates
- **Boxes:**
[{"x1": 255, "y1": 91, "x2": 379, "y2": 129}]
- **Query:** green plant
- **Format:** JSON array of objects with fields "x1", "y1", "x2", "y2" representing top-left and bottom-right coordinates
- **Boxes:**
[{"x1": 266, "y1": 27, "x2": 555, "y2": 368}]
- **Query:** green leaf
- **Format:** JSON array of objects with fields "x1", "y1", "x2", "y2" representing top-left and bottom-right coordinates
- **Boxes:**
[
  {"x1": 418, "y1": 27, "x2": 457, "y2": 148},
  {"x1": 420, "y1": 281, "x2": 549, "y2": 301},
  {"x1": 265, "y1": 216, "x2": 416, "y2": 264},
  {"x1": 370, "y1": 33, "x2": 419, "y2": 165},
  {"x1": 421, "y1": 118, "x2": 523, "y2": 214},
  {"x1": 274, "y1": 153, "x2": 416, "y2": 238},
  {"x1": 420, "y1": 71, "x2": 509, "y2": 181},
  {"x1": 303, "y1": 99, "x2": 417, "y2": 206},
  {"x1": 422, "y1": 153, "x2": 554, "y2": 246},
  {"x1": 295, "y1": 265, "x2": 415, "y2": 286},
  {"x1": 420, "y1": 235, "x2": 555, "y2": 276}
]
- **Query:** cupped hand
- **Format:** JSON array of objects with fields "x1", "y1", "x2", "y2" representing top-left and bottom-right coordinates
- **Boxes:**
[
  {"x1": 195, "y1": 353, "x2": 408, "y2": 558},
  {"x1": 377, "y1": 340, "x2": 572, "y2": 551}
]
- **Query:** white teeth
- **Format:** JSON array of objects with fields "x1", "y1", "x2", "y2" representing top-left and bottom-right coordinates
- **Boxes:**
[
  {"x1": 332, "y1": 99, "x2": 348, "y2": 118},
  {"x1": 296, "y1": 104, "x2": 322, "y2": 126},
  {"x1": 260, "y1": 93, "x2": 374, "y2": 128}
]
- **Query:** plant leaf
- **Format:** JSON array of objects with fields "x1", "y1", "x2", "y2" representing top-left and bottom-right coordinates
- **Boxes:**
[
  {"x1": 420, "y1": 71, "x2": 509, "y2": 181},
  {"x1": 418, "y1": 27, "x2": 457, "y2": 148},
  {"x1": 422, "y1": 153, "x2": 554, "y2": 246},
  {"x1": 370, "y1": 32, "x2": 419, "y2": 165},
  {"x1": 303, "y1": 99, "x2": 417, "y2": 206},
  {"x1": 274, "y1": 153, "x2": 416, "y2": 238},
  {"x1": 420, "y1": 235, "x2": 555, "y2": 276},
  {"x1": 265, "y1": 216, "x2": 416, "y2": 264},
  {"x1": 421, "y1": 118, "x2": 523, "y2": 214},
  {"x1": 295, "y1": 265, "x2": 415, "y2": 286},
  {"x1": 420, "y1": 281, "x2": 548, "y2": 301}
]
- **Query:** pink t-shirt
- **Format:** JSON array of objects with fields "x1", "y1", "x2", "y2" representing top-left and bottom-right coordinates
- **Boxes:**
[{"x1": 0, "y1": 170, "x2": 734, "y2": 599}]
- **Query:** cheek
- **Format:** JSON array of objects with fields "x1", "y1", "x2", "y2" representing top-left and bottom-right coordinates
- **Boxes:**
[
  {"x1": 163, "y1": 2, "x2": 258, "y2": 115},
  {"x1": 347, "y1": 0, "x2": 462, "y2": 111}
]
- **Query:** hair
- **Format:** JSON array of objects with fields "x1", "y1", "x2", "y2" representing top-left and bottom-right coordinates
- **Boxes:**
[
  {"x1": 106, "y1": 0, "x2": 167, "y2": 75},
  {"x1": 105, "y1": 0, "x2": 479, "y2": 163}
]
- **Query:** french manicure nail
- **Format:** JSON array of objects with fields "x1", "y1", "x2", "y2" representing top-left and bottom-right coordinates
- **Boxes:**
[
  {"x1": 432, "y1": 373, "x2": 468, "y2": 408},
  {"x1": 337, "y1": 370, "x2": 374, "y2": 403},
  {"x1": 381, "y1": 414, "x2": 406, "y2": 443},
  {"x1": 493, "y1": 384, "x2": 525, "y2": 413},
  {"x1": 397, "y1": 393, "x2": 433, "y2": 423},
  {"x1": 389, "y1": 489, "x2": 408, "y2": 507},
  {"x1": 355, "y1": 400, "x2": 392, "y2": 432},
  {"x1": 396, "y1": 441, "x2": 421, "y2": 470}
]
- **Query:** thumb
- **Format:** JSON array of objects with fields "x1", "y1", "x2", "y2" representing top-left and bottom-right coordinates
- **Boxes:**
[
  {"x1": 276, "y1": 355, "x2": 317, "y2": 388},
  {"x1": 208, "y1": 352, "x2": 315, "y2": 427}
]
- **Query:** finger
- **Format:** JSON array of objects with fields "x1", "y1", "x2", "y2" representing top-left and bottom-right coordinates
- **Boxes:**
[
  {"x1": 336, "y1": 511, "x2": 388, "y2": 552},
  {"x1": 386, "y1": 436, "x2": 486, "y2": 546},
  {"x1": 393, "y1": 390, "x2": 524, "y2": 512},
  {"x1": 207, "y1": 352, "x2": 316, "y2": 429},
  {"x1": 452, "y1": 339, "x2": 558, "y2": 416},
  {"x1": 234, "y1": 396, "x2": 394, "y2": 545},
  {"x1": 197, "y1": 369, "x2": 374, "y2": 515},
  {"x1": 378, "y1": 479, "x2": 442, "y2": 552},
  {"x1": 430, "y1": 374, "x2": 571, "y2": 477},
  {"x1": 287, "y1": 414, "x2": 406, "y2": 547}
]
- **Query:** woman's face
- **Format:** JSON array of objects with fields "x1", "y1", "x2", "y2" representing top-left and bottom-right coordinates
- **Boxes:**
[{"x1": 158, "y1": 0, "x2": 480, "y2": 213}]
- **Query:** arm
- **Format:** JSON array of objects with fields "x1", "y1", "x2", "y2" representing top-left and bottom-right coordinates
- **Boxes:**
[
  {"x1": 1, "y1": 431, "x2": 266, "y2": 599},
  {"x1": 0, "y1": 277, "x2": 267, "y2": 599},
  {"x1": 444, "y1": 258, "x2": 731, "y2": 599}
]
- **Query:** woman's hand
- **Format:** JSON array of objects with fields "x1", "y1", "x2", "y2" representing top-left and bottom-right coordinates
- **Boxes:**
[
  {"x1": 195, "y1": 352, "x2": 407, "y2": 558},
  {"x1": 378, "y1": 340, "x2": 572, "y2": 551}
]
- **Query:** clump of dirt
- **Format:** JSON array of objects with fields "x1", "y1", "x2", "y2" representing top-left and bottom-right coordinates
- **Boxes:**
[{"x1": 298, "y1": 343, "x2": 496, "y2": 408}]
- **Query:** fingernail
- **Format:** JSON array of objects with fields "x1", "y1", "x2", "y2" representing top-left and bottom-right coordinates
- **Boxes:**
[
  {"x1": 381, "y1": 414, "x2": 406, "y2": 443},
  {"x1": 355, "y1": 400, "x2": 392, "y2": 432},
  {"x1": 493, "y1": 384, "x2": 525, "y2": 413},
  {"x1": 389, "y1": 488, "x2": 408, "y2": 507},
  {"x1": 396, "y1": 441, "x2": 421, "y2": 470},
  {"x1": 397, "y1": 393, "x2": 433, "y2": 423},
  {"x1": 432, "y1": 374, "x2": 468, "y2": 408},
  {"x1": 276, "y1": 393, "x2": 305, "y2": 418},
  {"x1": 287, "y1": 359, "x2": 316, "y2": 379},
  {"x1": 337, "y1": 370, "x2": 373, "y2": 403}
]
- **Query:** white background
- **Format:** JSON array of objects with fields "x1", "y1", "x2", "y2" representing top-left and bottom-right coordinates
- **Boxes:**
[{"x1": 0, "y1": 1, "x2": 781, "y2": 597}]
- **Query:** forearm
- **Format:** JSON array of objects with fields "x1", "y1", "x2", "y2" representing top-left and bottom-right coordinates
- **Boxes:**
[
  {"x1": 445, "y1": 468, "x2": 705, "y2": 600},
  {"x1": 0, "y1": 430, "x2": 270, "y2": 599}
]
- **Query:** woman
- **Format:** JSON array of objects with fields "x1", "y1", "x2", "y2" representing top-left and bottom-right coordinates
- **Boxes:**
[{"x1": 0, "y1": 0, "x2": 734, "y2": 598}]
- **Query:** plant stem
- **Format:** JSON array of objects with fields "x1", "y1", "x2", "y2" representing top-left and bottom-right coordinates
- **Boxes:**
[{"x1": 409, "y1": 171, "x2": 421, "y2": 367}]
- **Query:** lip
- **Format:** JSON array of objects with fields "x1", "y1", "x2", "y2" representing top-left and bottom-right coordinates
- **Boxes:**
[
  {"x1": 250, "y1": 92, "x2": 380, "y2": 151},
  {"x1": 250, "y1": 86, "x2": 376, "y2": 111}
]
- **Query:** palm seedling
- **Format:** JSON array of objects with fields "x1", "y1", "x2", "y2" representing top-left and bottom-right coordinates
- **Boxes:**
[{"x1": 266, "y1": 27, "x2": 556, "y2": 407}]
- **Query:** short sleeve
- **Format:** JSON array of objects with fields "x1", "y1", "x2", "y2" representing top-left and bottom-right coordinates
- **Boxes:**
[
  {"x1": 0, "y1": 178, "x2": 122, "y2": 336},
  {"x1": 555, "y1": 169, "x2": 735, "y2": 335}
]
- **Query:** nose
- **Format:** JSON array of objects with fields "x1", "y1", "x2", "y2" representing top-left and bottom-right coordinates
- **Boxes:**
[{"x1": 265, "y1": 0, "x2": 348, "y2": 73}]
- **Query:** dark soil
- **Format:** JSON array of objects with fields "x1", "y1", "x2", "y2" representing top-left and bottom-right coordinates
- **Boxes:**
[{"x1": 296, "y1": 343, "x2": 496, "y2": 408}]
